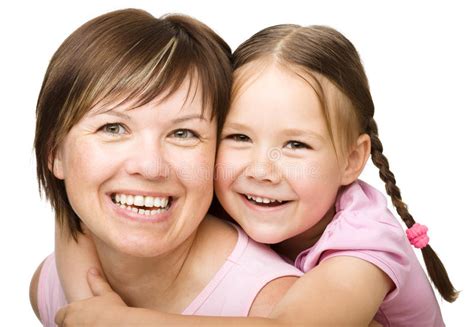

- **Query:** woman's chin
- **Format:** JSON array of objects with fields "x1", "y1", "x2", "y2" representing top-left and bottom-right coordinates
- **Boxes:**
[{"x1": 93, "y1": 231, "x2": 174, "y2": 258}]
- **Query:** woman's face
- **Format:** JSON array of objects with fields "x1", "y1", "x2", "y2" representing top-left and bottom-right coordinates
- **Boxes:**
[{"x1": 53, "y1": 79, "x2": 216, "y2": 257}]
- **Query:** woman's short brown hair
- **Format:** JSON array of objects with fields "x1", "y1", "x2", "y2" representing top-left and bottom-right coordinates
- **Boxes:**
[{"x1": 34, "y1": 9, "x2": 232, "y2": 238}]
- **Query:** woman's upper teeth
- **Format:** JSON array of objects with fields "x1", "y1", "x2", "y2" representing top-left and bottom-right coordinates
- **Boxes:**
[
  {"x1": 246, "y1": 194, "x2": 282, "y2": 203},
  {"x1": 114, "y1": 194, "x2": 169, "y2": 208}
]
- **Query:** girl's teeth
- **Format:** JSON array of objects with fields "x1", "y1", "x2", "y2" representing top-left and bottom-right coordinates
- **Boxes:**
[
  {"x1": 246, "y1": 194, "x2": 280, "y2": 204},
  {"x1": 126, "y1": 195, "x2": 134, "y2": 206}
]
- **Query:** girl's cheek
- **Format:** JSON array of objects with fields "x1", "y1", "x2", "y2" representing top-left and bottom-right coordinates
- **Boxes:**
[{"x1": 214, "y1": 154, "x2": 240, "y2": 199}]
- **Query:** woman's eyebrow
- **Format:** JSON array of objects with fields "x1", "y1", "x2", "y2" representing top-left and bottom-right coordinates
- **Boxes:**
[
  {"x1": 171, "y1": 114, "x2": 208, "y2": 123},
  {"x1": 89, "y1": 106, "x2": 132, "y2": 120},
  {"x1": 100, "y1": 111, "x2": 132, "y2": 121}
]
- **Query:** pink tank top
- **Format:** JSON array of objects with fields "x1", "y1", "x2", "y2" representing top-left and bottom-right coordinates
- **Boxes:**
[{"x1": 37, "y1": 224, "x2": 302, "y2": 326}]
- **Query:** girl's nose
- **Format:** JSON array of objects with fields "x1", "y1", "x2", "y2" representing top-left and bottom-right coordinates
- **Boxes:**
[{"x1": 243, "y1": 147, "x2": 281, "y2": 184}]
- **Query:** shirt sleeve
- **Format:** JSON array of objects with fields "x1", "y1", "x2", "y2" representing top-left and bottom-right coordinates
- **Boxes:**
[
  {"x1": 295, "y1": 181, "x2": 414, "y2": 301},
  {"x1": 37, "y1": 253, "x2": 67, "y2": 327}
]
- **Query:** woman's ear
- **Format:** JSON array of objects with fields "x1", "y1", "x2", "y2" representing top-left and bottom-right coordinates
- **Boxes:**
[
  {"x1": 341, "y1": 133, "x2": 371, "y2": 185},
  {"x1": 48, "y1": 149, "x2": 65, "y2": 180}
]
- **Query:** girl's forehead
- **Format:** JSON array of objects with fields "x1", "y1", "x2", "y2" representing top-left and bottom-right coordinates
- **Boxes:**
[
  {"x1": 231, "y1": 62, "x2": 322, "y2": 112},
  {"x1": 232, "y1": 60, "x2": 321, "y2": 97}
]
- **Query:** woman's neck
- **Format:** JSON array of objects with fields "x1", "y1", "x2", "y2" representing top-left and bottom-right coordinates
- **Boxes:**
[
  {"x1": 91, "y1": 216, "x2": 238, "y2": 313},
  {"x1": 272, "y1": 206, "x2": 335, "y2": 262},
  {"x1": 92, "y1": 228, "x2": 200, "y2": 312}
]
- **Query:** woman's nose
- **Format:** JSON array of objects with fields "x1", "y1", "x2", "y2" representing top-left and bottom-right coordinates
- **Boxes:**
[{"x1": 124, "y1": 137, "x2": 170, "y2": 180}]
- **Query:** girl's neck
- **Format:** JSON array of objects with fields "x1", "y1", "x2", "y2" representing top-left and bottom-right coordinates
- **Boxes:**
[
  {"x1": 272, "y1": 206, "x2": 336, "y2": 261},
  {"x1": 92, "y1": 228, "x2": 200, "y2": 312}
]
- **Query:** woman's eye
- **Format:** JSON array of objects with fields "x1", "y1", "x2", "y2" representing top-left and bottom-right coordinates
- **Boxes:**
[
  {"x1": 285, "y1": 140, "x2": 311, "y2": 150},
  {"x1": 100, "y1": 123, "x2": 126, "y2": 136},
  {"x1": 169, "y1": 129, "x2": 198, "y2": 139},
  {"x1": 227, "y1": 134, "x2": 251, "y2": 142}
]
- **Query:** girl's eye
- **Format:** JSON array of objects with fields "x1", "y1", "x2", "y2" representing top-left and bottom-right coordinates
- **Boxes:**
[
  {"x1": 285, "y1": 140, "x2": 311, "y2": 150},
  {"x1": 100, "y1": 123, "x2": 127, "y2": 136},
  {"x1": 226, "y1": 134, "x2": 251, "y2": 142},
  {"x1": 169, "y1": 129, "x2": 198, "y2": 139}
]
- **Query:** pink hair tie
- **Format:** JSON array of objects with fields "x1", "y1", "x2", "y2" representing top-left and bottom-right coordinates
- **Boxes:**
[{"x1": 406, "y1": 223, "x2": 429, "y2": 249}]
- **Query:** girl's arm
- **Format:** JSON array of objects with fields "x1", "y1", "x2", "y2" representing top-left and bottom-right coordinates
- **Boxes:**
[
  {"x1": 269, "y1": 255, "x2": 393, "y2": 325},
  {"x1": 55, "y1": 221, "x2": 102, "y2": 301},
  {"x1": 56, "y1": 255, "x2": 391, "y2": 325}
]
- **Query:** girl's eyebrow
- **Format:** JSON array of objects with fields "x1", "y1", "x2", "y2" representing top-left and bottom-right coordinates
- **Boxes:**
[
  {"x1": 224, "y1": 122, "x2": 325, "y2": 141},
  {"x1": 222, "y1": 122, "x2": 249, "y2": 130},
  {"x1": 281, "y1": 128, "x2": 325, "y2": 141}
]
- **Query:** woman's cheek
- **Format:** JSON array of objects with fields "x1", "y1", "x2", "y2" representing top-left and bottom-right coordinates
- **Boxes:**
[{"x1": 168, "y1": 144, "x2": 216, "y2": 189}]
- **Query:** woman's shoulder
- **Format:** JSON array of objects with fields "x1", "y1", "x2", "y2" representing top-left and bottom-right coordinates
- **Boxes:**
[
  {"x1": 200, "y1": 215, "x2": 301, "y2": 275},
  {"x1": 200, "y1": 214, "x2": 238, "y2": 244}
]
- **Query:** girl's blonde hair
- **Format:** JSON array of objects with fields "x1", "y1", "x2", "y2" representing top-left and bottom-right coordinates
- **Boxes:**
[{"x1": 232, "y1": 24, "x2": 458, "y2": 302}]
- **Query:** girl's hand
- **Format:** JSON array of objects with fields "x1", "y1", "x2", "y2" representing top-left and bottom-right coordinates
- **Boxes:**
[{"x1": 55, "y1": 268, "x2": 132, "y2": 327}]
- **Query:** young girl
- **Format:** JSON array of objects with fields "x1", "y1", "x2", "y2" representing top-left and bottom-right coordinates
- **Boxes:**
[{"x1": 52, "y1": 24, "x2": 457, "y2": 326}]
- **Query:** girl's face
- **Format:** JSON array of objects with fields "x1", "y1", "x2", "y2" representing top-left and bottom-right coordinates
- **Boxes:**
[
  {"x1": 53, "y1": 79, "x2": 216, "y2": 257},
  {"x1": 215, "y1": 64, "x2": 346, "y2": 244}
]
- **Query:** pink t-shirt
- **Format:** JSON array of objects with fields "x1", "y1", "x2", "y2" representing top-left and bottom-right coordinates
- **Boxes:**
[
  {"x1": 37, "y1": 224, "x2": 302, "y2": 326},
  {"x1": 295, "y1": 180, "x2": 444, "y2": 327}
]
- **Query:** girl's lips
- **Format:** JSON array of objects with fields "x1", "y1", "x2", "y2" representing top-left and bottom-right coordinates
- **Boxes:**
[
  {"x1": 106, "y1": 194, "x2": 175, "y2": 223},
  {"x1": 239, "y1": 193, "x2": 292, "y2": 212}
]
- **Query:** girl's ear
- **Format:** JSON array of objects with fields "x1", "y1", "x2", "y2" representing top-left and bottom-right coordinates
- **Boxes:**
[
  {"x1": 341, "y1": 133, "x2": 371, "y2": 185},
  {"x1": 48, "y1": 149, "x2": 65, "y2": 180}
]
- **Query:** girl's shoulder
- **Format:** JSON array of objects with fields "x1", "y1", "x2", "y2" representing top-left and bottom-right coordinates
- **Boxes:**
[
  {"x1": 330, "y1": 179, "x2": 406, "y2": 242},
  {"x1": 295, "y1": 180, "x2": 414, "y2": 282}
]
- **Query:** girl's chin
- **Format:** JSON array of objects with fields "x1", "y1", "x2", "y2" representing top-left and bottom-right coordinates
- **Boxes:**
[{"x1": 243, "y1": 225, "x2": 287, "y2": 245}]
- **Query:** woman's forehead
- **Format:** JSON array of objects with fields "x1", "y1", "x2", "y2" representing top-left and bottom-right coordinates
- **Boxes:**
[{"x1": 86, "y1": 76, "x2": 212, "y2": 119}]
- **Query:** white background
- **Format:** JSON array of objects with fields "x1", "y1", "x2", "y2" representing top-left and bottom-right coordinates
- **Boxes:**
[{"x1": 1, "y1": 0, "x2": 472, "y2": 325}]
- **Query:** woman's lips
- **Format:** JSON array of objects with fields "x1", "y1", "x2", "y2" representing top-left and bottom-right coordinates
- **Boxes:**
[{"x1": 107, "y1": 193, "x2": 175, "y2": 223}]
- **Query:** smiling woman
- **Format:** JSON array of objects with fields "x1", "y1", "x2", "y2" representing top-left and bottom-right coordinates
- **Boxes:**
[
  {"x1": 29, "y1": 9, "x2": 301, "y2": 326},
  {"x1": 52, "y1": 80, "x2": 217, "y2": 258},
  {"x1": 34, "y1": 9, "x2": 231, "y2": 239}
]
